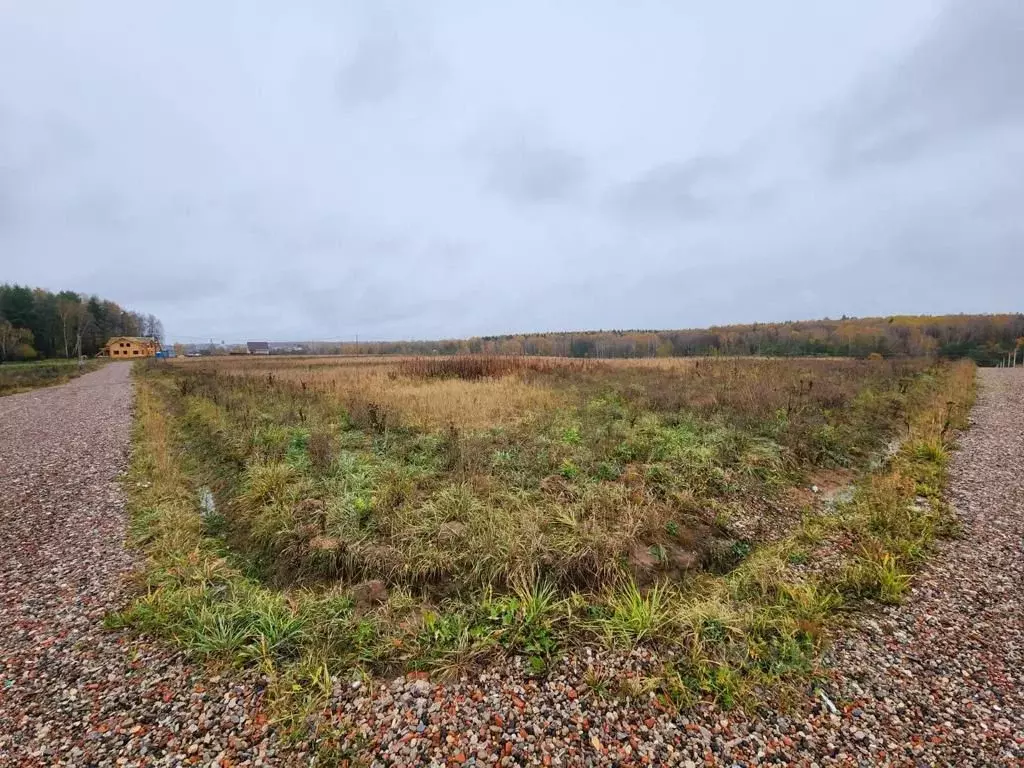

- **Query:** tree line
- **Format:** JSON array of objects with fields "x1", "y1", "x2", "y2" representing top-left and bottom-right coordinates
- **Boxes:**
[
  {"x1": 268, "y1": 314, "x2": 1024, "y2": 366},
  {"x1": 0, "y1": 283, "x2": 163, "y2": 362}
]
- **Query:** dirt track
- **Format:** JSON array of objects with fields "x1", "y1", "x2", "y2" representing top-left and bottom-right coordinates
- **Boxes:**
[{"x1": 0, "y1": 364, "x2": 1022, "y2": 766}]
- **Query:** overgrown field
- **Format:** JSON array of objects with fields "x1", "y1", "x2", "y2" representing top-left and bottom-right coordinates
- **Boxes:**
[
  {"x1": 0, "y1": 358, "x2": 102, "y2": 396},
  {"x1": 116, "y1": 354, "x2": 975, "y2": 728}
]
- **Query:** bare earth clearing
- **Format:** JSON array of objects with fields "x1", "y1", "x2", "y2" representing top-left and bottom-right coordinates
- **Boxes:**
[{"x1": 0, "y1": 364, "x2": 1022, "y2": 766}]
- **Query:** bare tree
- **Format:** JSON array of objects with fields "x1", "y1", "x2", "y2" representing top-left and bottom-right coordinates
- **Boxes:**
[
  {"x1": 57, "y1": 298, "x2": 82, "y2": 359},
  {"x1": 73, "y1": 310, "x2": 94, "y2": 370}
]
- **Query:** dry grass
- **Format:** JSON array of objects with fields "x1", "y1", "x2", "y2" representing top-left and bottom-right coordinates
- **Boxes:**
[
  {"x1": 398, "y1": 355, "x2": 594, "y2": 380},
  {"x1": 149, "y1": 354, "x2": 933, "y2": 594},
  {"x1": 172, "y1": 354, "x2": 919, "y2": 434},
  {"x1": 175, "y1": 356, "x2": 567, "y2": 430},
  {"x1": 357, "y1": 373, "x2": 561, "y2": 430}
]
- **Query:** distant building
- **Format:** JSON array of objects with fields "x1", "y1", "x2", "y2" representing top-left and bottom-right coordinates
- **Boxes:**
[
  {"x1": 247, "y1": 341, "x2": 271, "y2": 355},
  {"x1": 99, "y1": 336, "x2": 160, "y2": 359}
]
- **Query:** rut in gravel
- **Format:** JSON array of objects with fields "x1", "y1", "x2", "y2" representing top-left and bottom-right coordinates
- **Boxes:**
[{"x1": 0, "y1": 364, "x2": 295, "y2": 767}]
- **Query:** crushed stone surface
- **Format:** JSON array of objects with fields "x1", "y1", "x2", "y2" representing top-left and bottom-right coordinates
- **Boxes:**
[
  {"x1": 1, "y1": 365, "x2": 1022, "y2": 766},
  {"x1": 0, "y1": 364, "x2": 297, "y2": 767}
]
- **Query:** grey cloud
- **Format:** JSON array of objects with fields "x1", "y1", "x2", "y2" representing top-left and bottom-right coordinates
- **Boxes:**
[
  {"x1": 334, "y1": 8, "x2": 443, "y2": 108},
  {"x1": 829, "y1": 0, "x2": 1024, "y2": 173},
  {"x1": 101, "y1": 271, "x2": 230, "y2": 305},
  {"x1": 425, "y1": 239, "x2": 472, "y2": 270},
  {"x1": 0, "y1": 2, "x2": 1017, "y2": 342},
  {"x1": 478, "y1": 137, "x2": 587, "y2": 205},
  {"x1": 242, "y1": 268, "x2": 469, "y2": 341},
  {"x1": 0, "y1": 171, "x2": 16, "y2": 230},
  {"x1": 606, "y1": 157, "x2": 732, "y2": 223},
  {"x1": 336, "y1": 31, "x2": 407, "y2": 107}
]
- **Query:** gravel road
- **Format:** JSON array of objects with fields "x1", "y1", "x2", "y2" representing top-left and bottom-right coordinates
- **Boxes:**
[
  {"x1": 0, "y1": 364, "x2": 296, "y2": 767},
  {"x1": 1, "y1": 365, "x2": 1022, "y2": 767}
]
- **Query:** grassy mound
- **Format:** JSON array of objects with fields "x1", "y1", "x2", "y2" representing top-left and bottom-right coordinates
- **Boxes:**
[{"x1": 112, "y1": 355, "x2": 974, "y2": 730}]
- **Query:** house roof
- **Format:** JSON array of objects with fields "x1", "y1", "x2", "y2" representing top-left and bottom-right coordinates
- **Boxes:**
[
  {"x1": 105, "y1": 336, "x2": 156, "y2": 345},
  {"x1": 247, "y1": 341, "x2": 270, "y2": 352}
]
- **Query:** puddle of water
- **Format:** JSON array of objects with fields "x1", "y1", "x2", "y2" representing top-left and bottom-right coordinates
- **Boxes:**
[
  {"x1": 868, "y1": 437, "x2": 903, "y2": 471},
  {"x1": 822, "y1": 437, "x2": 903, "y2": 512},
  {"x1": 822, "y1": 485, "x2": 856, "y2": 511},
  {"x1": 199, "y1": 487, "x2": 217, "y2": 519}
]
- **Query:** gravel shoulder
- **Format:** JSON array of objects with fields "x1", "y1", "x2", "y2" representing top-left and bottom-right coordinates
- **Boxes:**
[
  {"x1": 1, "y1": 365, "x2": 1022, "y2": 767},
  {"x1": 802, "y1": 367, "x2": 1024, "y2": 765},
  {"x1": 0, "y1": 364, "x2": 296, "y2": 767}
]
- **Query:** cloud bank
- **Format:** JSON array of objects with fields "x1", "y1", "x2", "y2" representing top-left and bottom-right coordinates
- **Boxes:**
[{"x1": 0, "y1": 0, "x2": 1020, "y2": 342}]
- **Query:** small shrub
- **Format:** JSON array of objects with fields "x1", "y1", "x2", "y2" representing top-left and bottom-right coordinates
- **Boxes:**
[
  {"x1": 730, "y1": 540, "x2": 752, "y2": 560},
  {"x1": 307, "y1": 431, "x2": 334, "y2": 474},
  {"x1": 840, "y1": 548, "x2": 911, "y2": 604},
  {"x1": 238, "y1": 462, "x2": 300, "y2": 508},
  {"x1": 285, "y1": 430, "x2": 310, "y2": 466},
  {"x1": 558, "y1": 459, "x2": 580, "y2": 480},
  {"x1": 786, "y1": 550, "x2": 809, "y2": 565},
  {"x1": 484, "y1": 579, "x2": 563, "y2": 660},
  {"x1": 598, "y1": 580, "x2": 676, "y2": 645},
  {"x1": 910, "y1": 439, "x2": 946, "y2": 464}
]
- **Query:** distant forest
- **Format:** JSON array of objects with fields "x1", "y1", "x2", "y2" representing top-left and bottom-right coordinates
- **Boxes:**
[
  {"x1": 301, "y1": 314, "x2": 1024, "y2": 367},
  {"x1": 0, "y1": 283, "x2": 163, "y2": 361}
]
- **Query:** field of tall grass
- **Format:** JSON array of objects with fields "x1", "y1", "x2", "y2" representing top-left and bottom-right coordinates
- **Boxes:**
[
  {"x1": 0, "y1": 358, "x2": 102, "y2": 396},
  {"x1": 115, "y1": 354, "x2": 974, "y2": 732}
]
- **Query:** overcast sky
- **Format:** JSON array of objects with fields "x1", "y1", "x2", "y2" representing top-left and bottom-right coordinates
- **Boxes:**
[{"x1": 1, "y1": 1, "x2": 1021, "y2": 342}]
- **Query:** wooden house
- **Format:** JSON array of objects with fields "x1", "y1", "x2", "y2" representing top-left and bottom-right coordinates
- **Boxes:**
[{"x1": 100, "y1": 336, "x2": 160, "y2": 358}]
